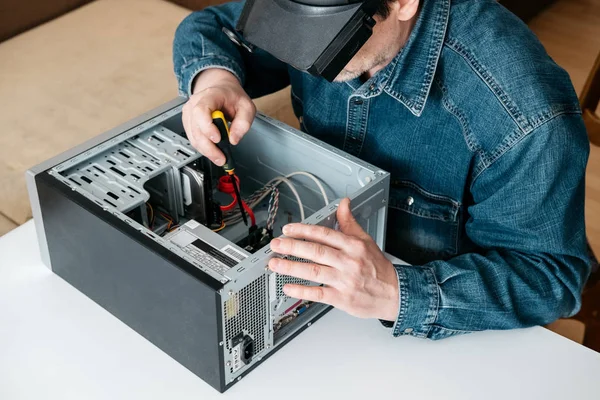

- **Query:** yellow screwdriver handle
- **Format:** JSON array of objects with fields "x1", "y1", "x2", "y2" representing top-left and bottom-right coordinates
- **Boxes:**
[{"x1": 211, "y1": 110, "x2": 235, "y2": 172}]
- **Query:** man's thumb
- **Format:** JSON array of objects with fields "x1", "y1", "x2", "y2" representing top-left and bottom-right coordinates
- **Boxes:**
[{"x1": 337, "y1": 198, "x2": 366, "y2": 238}]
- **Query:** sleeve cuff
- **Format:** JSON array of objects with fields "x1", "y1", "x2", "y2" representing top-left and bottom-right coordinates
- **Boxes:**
[
  {"x1": 177, "y1": 56, "x2": 245, "y2": 97},
  {"x1": 380, "y1": 264, "x2": 439, "y2": 338}
]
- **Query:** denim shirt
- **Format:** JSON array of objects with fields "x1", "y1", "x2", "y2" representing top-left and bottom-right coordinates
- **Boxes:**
[{"x1": 173, "y1": 0, "x2": 591, "y2": 339}]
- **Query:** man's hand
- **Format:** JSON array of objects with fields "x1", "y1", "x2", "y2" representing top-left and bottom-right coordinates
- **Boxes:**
[
  {"x1": 268, "y1": 198, "x2": 400, "y2": 322},
  {"x1": 182, "y1": 69, "x2": 256, "y2": 166}
]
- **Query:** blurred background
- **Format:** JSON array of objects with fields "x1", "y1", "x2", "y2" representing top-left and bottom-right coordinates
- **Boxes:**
[{"x1": 0, "y1": 0, "x2": 598, "y2": 348}]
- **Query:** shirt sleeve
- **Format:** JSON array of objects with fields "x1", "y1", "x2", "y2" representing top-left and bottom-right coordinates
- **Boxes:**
[
  {"x1": 173, "y1": 1, "x2": 290, "y2": 98},
  {"x1": 382, "y1": 113, "x2": 592, "y2": 340}
]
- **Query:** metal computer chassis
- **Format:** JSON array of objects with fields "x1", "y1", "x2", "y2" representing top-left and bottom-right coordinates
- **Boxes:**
[{"x1": 26, "y1": 97, "x2": 390, "y2": 392}]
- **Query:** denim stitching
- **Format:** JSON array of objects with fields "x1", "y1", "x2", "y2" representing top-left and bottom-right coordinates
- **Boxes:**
[
  {"x1": 344, "y1": 97, "x2": 366, "y2": 155},
  {"x1": 388, "y1": 205, "x2": 458, "y2": 222},
  {"x1": 435, "y1": 78, "x2": 489, "y2": 171},
  {"x1": 415, "y1": 0, "x2": 450, "y2": 113},
  {"x1": 383, "y1": 0, "x2": 449, "y2": 116},
  {"x1": 394, "y1": 180, "x2": 460, "y2": 208},
  {"x1": 471, "y1": 110, "x2": 581, "y2": 183},
  {"x1": 444, "y1": 38, "x2": 529, "y2": 132},
  {"x1": 184, "y1": 63, "x2": 243, "y2": 96},
  {"x1": 423, "y1": 267, "x2": 440, "y2": 337},
  {"x1": 393, "y1": 266, "x2": 410, "y2": 336},
  {"x1": 180, "y1": 56, "x2": 245, "y2": 96},
  {"x1": 343, "y1": 97, "x2": 354, "y2": 153},
  {"x1": 354, "y1": 99, "x2": 370, "y2": 156}
]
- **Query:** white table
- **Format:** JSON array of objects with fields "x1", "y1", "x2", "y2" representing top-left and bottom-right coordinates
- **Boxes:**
[{"x1": 1, "y1": 221, "x2": 599, "y2": 399}]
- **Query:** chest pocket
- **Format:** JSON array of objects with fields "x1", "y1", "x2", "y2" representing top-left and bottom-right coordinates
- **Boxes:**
[{"x1": 385, "y1": 181, "x2": 461, "y2": 265}]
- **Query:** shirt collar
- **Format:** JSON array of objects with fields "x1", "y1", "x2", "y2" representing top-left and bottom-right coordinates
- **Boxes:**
[{"x1": 382, "y1": 0, "x2": 450, "y2": 116}]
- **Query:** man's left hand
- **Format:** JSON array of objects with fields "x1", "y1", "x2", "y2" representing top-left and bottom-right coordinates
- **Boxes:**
[{"x1": 268, "y1": 198, "x2": 400, "y2": 322}]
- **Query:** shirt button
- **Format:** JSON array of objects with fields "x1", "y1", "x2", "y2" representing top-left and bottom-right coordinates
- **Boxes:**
[
  {"x1": 354, "y1": 98, "x2": 363, "y2": 105},
  {"x1": 369, "y1": 83, "x2": 376, "y2": 91},
  {"x1": 298, "y1": 116, "x2": 304, "y2": 124},
  {"x1": 404, "y1": 328, "x2": 414, "y2": 334},
  {"x1": 406, "y1": 196, "x2": 414, "y2": 206}
]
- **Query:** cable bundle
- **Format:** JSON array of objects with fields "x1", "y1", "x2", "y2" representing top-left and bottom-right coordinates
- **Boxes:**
[
  {"x1": 266, "y1": 186, "x2": 279, "y2": 232},
  {"x1": 221, "y1": 172, "x2": 328, "y2": 226}
]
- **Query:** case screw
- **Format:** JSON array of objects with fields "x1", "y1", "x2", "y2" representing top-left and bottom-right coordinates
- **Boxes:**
[
  {"x1": 226, "y1": 361, "x2": 231, "y2": 367},
  {"x1": 237, "y1": 377, "x2": 242, "y2": 381},
  {"x1": 219, "y1": 341, "x2": 224, "y2": 346},
  {"x1": 382, "y1": 199, "x2": 386, "y2": 203},
  {"x1": 228, "y1": 290, "x2": 234, "y2": 296},
  {"x1": 307, "y1": 322, "x2": 312, "y2": 327},
  {"x1": 266, "y1": 344, "x2": 271, "y2": 349}
]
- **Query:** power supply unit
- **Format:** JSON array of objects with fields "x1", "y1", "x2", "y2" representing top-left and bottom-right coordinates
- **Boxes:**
[{"x1": 26, "y1": 97, "x2": 390, "y2": 392}]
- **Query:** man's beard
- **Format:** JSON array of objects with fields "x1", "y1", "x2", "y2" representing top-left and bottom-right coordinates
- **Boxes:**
[
  {"x1": 334, "y1": 69, "x2": 363, "y2": 82},
  {"x1": 333, "y1": 52, "x2": 391, "y2": 83}
]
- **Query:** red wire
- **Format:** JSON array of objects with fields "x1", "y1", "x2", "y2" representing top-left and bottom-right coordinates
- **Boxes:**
[
  {"x1": 242, "y1": 199, "x2": 256, "y2": 226},
  {"x1": 217, "y1": 175, "x2": 256, "y2": 226},
  {"x1": 217, "y1": 175, "x2": 238, "y2": 211}
]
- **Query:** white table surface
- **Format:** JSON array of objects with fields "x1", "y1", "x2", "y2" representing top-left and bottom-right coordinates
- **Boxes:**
[{"x1": 1, "y1": 221, "x2": 599, "y2": 400}]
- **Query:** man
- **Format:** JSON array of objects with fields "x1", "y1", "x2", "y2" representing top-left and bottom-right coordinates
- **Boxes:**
[{"x1": 173, "y1": 0, "x2": 591, "y2": 339}]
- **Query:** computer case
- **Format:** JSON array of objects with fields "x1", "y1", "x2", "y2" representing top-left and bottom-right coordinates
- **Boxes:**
[{"x1": 26, "y1": 97, "x2": 390, "y2": 392}]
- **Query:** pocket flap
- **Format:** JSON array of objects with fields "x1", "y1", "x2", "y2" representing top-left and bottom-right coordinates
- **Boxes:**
[{"x1": 388, "y1": 180, "x2": 459, "y2": 222}]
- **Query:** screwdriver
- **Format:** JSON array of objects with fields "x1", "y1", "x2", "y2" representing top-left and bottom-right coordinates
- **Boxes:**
[{"x1": 211, "y1": 111, "x2": 248, "y2": 226}]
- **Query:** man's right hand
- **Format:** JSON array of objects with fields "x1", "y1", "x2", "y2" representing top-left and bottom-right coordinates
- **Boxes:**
[{"x1": 182, "y1": 69, "x2": 256, "y2": 167}]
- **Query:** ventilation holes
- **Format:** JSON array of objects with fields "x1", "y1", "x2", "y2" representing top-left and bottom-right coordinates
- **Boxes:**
[
  {"x1": 109, "y1": 167, "x2": 126, "y2": 177},
  {"x1": 151, "y1": 135, "x2": 164, "y2": 143},
  {"x1": 277, "y1": 256, "x2": 313, "y2": 299},
  {"x1": 223, "y1": 275, "x2": 267, "y2": 373}
]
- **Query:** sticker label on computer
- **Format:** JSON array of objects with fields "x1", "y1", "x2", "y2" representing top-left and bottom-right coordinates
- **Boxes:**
[
  {"x1": 184, "y1": 219, "x2": 200, "y2": 229},
  {"x1": 221, "y1": 245, "x2": 247, "y2": 262},
  {"x1": 190, "y1": 239, "x2": 238, "y2": 268},
  {"x1": 169, "y1": 231, "x2": 245, "y2": 275}
]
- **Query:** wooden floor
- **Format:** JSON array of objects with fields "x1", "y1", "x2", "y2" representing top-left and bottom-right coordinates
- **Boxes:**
[{"x1": 529, "y1": 0, "x2": 600, "y2": 351}]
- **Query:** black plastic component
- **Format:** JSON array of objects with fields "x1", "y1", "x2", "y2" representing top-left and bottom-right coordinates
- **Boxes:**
[
  {"x1": 209, "y1": 200, "x2": 224, "y2": 230},
  {"x1": 182, "y1": 157, "x2": 216, "y2": 226},
  {"x1": 241, "y1": 335, "x2": 255, "y2": 364},
  {"x1": 237, "y1": 225, "x2": 273, "y2": 254},
  {"x1": 212, "y1": 117, "x2": 236, "y2": 172},
  {"x1": 231, "y1": 333, "x2": 255, "y2": 365},
  {"x1": 236, "y1": 0, "x2": 380, "y2": 81}
]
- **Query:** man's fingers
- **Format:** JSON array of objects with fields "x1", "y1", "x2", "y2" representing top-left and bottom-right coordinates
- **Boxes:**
[
  {"x1": 336, "y1": 198, "x2": 368, "y2": 239},
  {"x1": 282, "y1": 284, "x2": 333, "y2": 305},
  {"x1": 268, "y1": 258, "x2": 339, "y2": 286},
  {"x1": 188, "y1": 131, "x2": 226, "y2": 166},
  {"x1": 229, "y1": 99, "x2": 255, "y2": 145},
  {"x1": 281, "y1": 223, "x2": 349, "y2": 251},
  {"x1": 192, "y1": 102, "x2": 222, "y2": 143},
  {"x1": 270, "y1": 237, "x2": 348, "y2": 269}
]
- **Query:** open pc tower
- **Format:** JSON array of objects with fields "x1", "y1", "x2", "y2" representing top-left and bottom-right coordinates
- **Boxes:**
[{"x1": 26, "y1": 97, "x2": 390, "y2": 392}]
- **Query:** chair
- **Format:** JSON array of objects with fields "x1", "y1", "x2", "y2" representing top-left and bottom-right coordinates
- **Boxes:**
[
  {"x1": 546, "y1": 52, "x2": 600, "y2": 345},
  {"x1": 581, "y1": 51, "x2": 600, "y2": 288},
  {"x1": 581, "y1": 51, "x2": 600, "y2": 147}
]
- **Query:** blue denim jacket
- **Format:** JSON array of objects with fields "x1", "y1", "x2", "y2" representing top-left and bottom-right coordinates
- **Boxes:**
[{"x1": 173, "y1": 0, "x2": 591, "y2": 339}]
